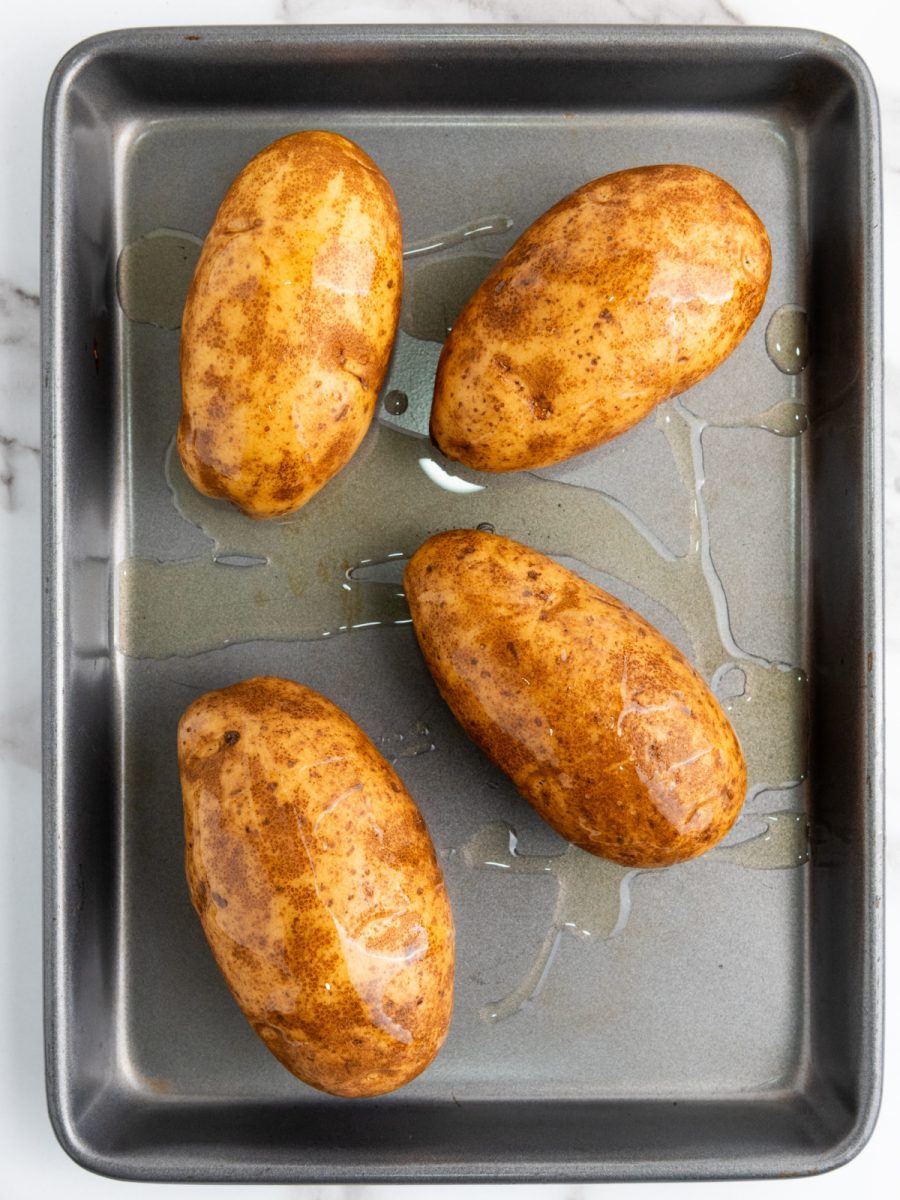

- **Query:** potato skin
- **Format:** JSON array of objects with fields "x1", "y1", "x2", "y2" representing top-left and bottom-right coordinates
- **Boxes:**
[
  {"x1": 431, "y1": 164, "x2": 771, "y2": 471},
  {"x1": 178, "y1": 677, "x2": 453, "y2": 1097},
  {"x1": 178, "y1": 131, "x2": 402, "y2": 518},
  {"x1": 405, "y1": 531, "x2": 746, "y2": 868}
]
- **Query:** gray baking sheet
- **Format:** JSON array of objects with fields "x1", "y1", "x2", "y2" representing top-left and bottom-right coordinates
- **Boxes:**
[{"x1": 42, "y1": 25, "x2": 883, "y2": 1182}]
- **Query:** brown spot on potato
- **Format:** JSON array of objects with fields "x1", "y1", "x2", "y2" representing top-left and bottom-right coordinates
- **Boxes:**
[
  {"x1": 232, "y1": 276, "x2": 259, "y2": 301},
  {"x1": 529, "y1": 393, "x2": 553, "y2": 419}
]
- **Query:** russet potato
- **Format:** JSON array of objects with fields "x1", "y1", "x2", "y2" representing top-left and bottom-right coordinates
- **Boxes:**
[
  {"x1": 179, "y1": 131, "x2": 402, "y2": 518},
  {"x1": 404, "y1": 530, "x2": 746, "y2": 868},
  {"x1": 431, "y1": 164, "x2": 771, "y2": 471},
  {"x1": 178, "y1": 677, "x2": 454, "y2": 1097}
]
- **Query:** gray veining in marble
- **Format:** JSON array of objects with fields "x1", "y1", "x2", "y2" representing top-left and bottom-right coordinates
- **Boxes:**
[
  {"x1": 0, "y1": 274, "x2": 41, "y2": 770},
  {"x1": 280, "y1": 0, "x2": 745, "y2": 21}
]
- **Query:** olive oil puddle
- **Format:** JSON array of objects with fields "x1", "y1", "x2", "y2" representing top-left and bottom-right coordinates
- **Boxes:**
[
  {"x1": 458, "y1": 809, "x2": 809, "y2": 1022},
  {"x1": 117, "y1": 229, "x2": 203, "y2": 329},
  {"x1": 120, "y1": 397, "x2": 807, "y2": 793}
]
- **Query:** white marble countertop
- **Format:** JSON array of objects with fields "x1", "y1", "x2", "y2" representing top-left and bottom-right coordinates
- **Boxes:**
[{"x1": 1, "y1": 0, "x2": 895, "y2": 1196}]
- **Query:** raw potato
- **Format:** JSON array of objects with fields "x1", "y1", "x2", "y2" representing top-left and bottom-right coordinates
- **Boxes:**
[
  {"x1": 431, "y1": 164, "x2": 771, "y2": 471},
  {"x1": 178, "y1": 677, "x2": 454, "y2": 1097},
  {"x1": 178, "y1": 131, "x2": 402, "y2": 518},
  {"x1": 405, "y1": 530, "x2": 746, "y2": 868}
]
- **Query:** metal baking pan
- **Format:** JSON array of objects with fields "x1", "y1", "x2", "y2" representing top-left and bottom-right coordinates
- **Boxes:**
[{"x1": 42, "y1": 25, "x2": 883, "y2": 1183}]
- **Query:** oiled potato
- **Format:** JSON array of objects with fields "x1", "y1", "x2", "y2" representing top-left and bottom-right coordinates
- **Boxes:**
[
  {"x1": 178, "y1": 131, "x2": 402, "y2": 518},
  {"x1": 431, "y1": 164, "x2": 771, "y2": 471},
  {"x1": 178, "y1": 677, "x2": 454, "y2": 1097},
  {"x1": 405, "y1": 530, "x2": 746, "y2": 868}
]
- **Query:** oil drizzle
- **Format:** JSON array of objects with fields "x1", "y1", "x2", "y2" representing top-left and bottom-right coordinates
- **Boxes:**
[
  {"x1": 120, "y1": 400, "x2": 807, "y2": 792},
  {"x1": 462, "y1": 810, "x2": 808, "y2": 1022},
  {"x1": 708, "y1": 810, "x2": 809, "y2": 869},
  {"x1": 765, "y1": 304, "x2": 809, "y2": 375},
  {"x1": 376, "y1": 718, "x2": 435, "y2": 764},
  {"x1": 701, "y1": 399, "x2": 808, "y2": 438},
  {"x1": 402, "y1": 215, "x2": 513, "y2": 259},
  {"x1": 462, "y1": 821, "x2": 634, "y2": 1023}
]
